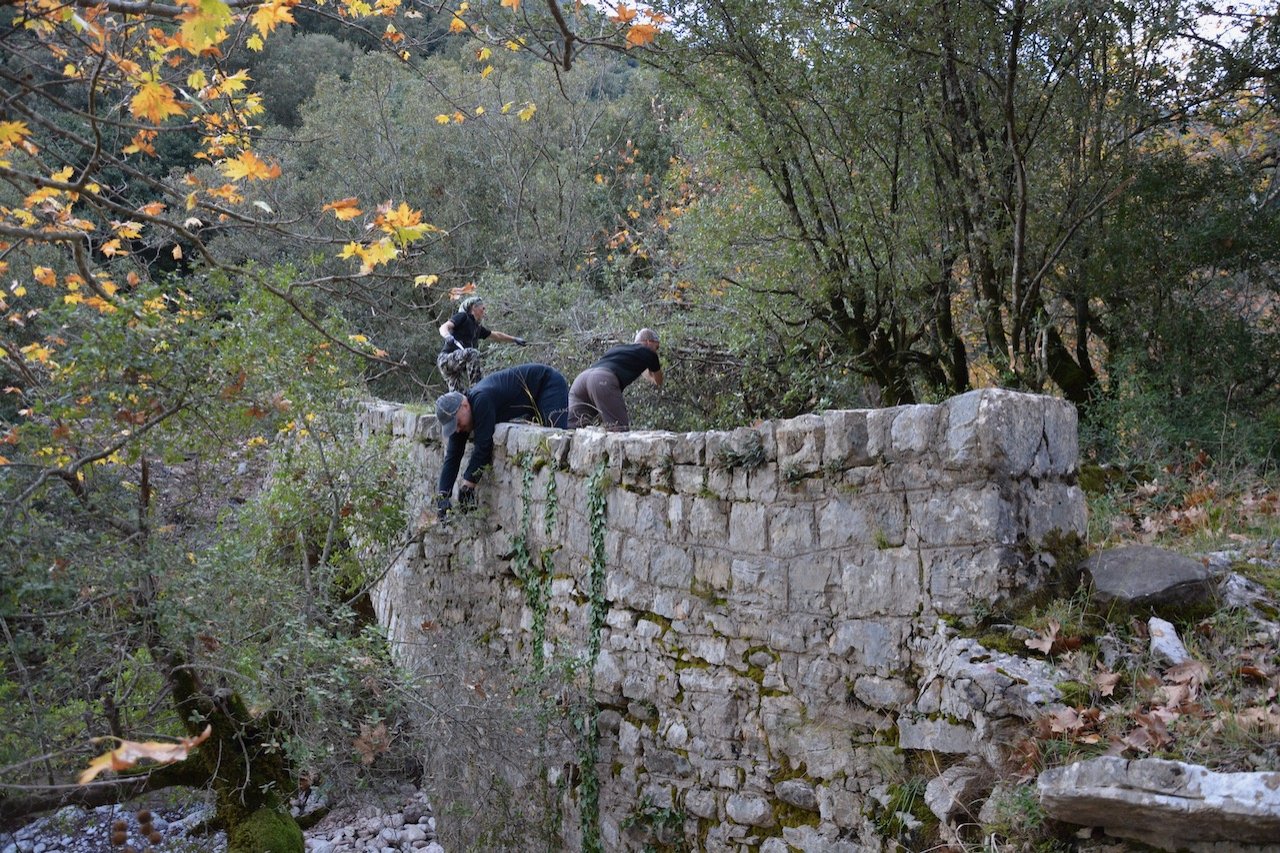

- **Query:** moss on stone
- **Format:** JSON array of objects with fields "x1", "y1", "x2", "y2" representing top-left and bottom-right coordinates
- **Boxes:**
[
  {"x1": 1056, "y1": 679, "x2": 1091, "y2": 707},
  {"x1": 226, "y1": 807, "x2": 303, "y2": 853}
]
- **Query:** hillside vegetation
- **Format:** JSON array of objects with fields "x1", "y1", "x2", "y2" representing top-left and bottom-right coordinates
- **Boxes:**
[{"x1": 1, "y1": 0, "x2": 1277, "y2": 849}]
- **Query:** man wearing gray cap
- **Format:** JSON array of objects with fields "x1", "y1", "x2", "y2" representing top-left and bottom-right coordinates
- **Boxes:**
[{"x1": 435, "y1": 363, "x2": 569, "y2": 520}]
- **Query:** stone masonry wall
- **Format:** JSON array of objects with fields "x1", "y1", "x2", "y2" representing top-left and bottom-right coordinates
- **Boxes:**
[{"x1": 359, "y1": 389, "x2": 1085, "y2": 850}]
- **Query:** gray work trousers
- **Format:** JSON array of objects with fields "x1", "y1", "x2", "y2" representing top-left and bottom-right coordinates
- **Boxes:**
[{"x1": 568, "y1": 367, "x2": 629, "y2": 430}]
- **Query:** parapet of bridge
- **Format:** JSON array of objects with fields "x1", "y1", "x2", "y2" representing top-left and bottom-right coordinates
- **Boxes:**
[{"x1": 359, "y1": 388, "x2": 1085, "y2": 850}]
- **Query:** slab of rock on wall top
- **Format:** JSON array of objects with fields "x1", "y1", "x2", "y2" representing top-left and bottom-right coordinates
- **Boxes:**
[{"x1": 359, "y1": 388, "x2": 1088, "y2": 851}]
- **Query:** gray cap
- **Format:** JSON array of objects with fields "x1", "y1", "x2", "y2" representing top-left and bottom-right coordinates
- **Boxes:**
[{"x1": 435, "y1": 391, "x2": 465, "y2": 439}]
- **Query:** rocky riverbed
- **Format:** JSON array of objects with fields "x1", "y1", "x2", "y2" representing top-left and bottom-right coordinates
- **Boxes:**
[{"x1": 1, "y1": 785, "x2": 441, "y2": 853}]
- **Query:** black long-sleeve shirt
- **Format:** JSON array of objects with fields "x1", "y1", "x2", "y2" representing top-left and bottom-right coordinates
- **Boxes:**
[{"x1": 437, "y1": 364, "x2": 565, "y2": 495}]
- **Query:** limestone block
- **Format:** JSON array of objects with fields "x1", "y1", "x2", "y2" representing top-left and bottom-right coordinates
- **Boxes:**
[
  {"x1": 907, "y1": 483, "x2": 1014, "y2": 547},
  {"x1": 672, "y1": 464, "x2": 705, "y2": 494},
  {"x1": 635, "y1": 615, "x2": 665, "y2": 640},
  {"x1": 897, "y1": 716, "x2": 979, "y2": 753},
  {"x1": 821, "y1": 410, "x2": 872, "y2": 470},
  {"x1": 776, "y1": 413, "x2": 826, "y2": 476},
  {"x1": 1019, "y1": 481, "x2": 1087, "y2": 543},
  {"x1": 693, "y1": 549, "x2": 732, "y2": 593},
  {"x1": 769, "y1": 504, "x2": 817, "y2": 555},
  {"x1": 687, "y1": 635, "x2": 728, "y2": 666},
  {"x1": 658, "y1": 492, "x2": 685, "y2": 537},
  {"x1": 605, "y1": 567, "x2": 649, "y2": 611},
  {"x1": 689, "y1": 496, "x2": 730, "y2": 541},
  {"x1": 651, "y1": 544, "x2": 694, "y2": 589},
  {"x1": 787, "y1": 556, "x2": 836, "y2": 611},
  {"x1": 943, "y1": 388, "x2": 1078, "y2": 477},
  {"x1": 775, "y1": 779, "x2": 820, "y2": 812},
  {"x1": 852, "y1": 675, "x2": 915, "y2": 710},
  {"x1": 930, "y1": 638, "x2": 1066, "y2": 721},
  {"x1": 726, "y1": 793, "x2": 775, "y2": 827},
  {"x1": 818, "y1": 493, "x2": 907, "y2": 550},
  {"x1": 705, "y1": 465, "x2": 732, "y2": 499},
  {"x1": 746, "y1": 466, "x2": 780, "y2": 503},
  {"x1": 922, "y1": 544, "x2": 1022, "y2": 614},
  {"x1": 684, "y1": 787, "x2": 718, "y2": 820},
  {"x1": 645, "y1": 749, "x2": 694, "y2": 778},
  {"x1": 1083, "y1": 545, "x2": 1215, "y2": 609},
  {"x1": 1148, "y1": 616, "x2": 1191, "y2": 666},
  {"x1": 662, "y1": 718, "x2": 690, "y2": 749},
  {"x1": 891, "y1": 403, "x2": 943, "y2": 461},
  {"x1": 671, "y1": 431, "x2": 706, "y2": 466},
  {"x1": 651, "y1": 590, "x2": 693, "y2": 621},
  {"x1": 1038, "y1": 756, "x2": 1280, "y2": 846},
  {"x1": 864, "y1": 405, "x2": 907, "y2": 460},
  {"x1": 925, "y1": 757, "x2": 992, "y2": 824},
  {"x1": 728, "y1": 502, "x2": 769, "y2": 553},
  {"x1": 731, "y1": 558, "x2": 788, "y2": 606},
  {"x1": 771, "y1": 723, "x2": 857, "y2": 780},
  {"x1": 839, "y1": 549, "x2": 922, "y2": 618},
  {"x1": 621, "y1": 430, "x2": 678, "y2": 466},
  {"x1": 391, "y1": 409, "x2": 418, "y2": 437},
  {"x1": 595, "y1": 647, "x2": 624, "y2": 695},
  {"x1": 568, "y1": 427, "x2": 611, "y2": 471},
  {"x1": 831, "y1": 618, "x2": 912, "y2": 673}
]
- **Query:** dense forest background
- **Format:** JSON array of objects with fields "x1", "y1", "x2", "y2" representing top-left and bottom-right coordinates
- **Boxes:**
[{"x1": 1, "y1": 0, "x2": 1277, "y2": 849}]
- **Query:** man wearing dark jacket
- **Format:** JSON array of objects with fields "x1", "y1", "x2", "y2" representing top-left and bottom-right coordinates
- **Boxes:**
[
  {"x1": 435, "y1": 363, "x2": 568, "y2": 519},
  {"x1": 568, "y1": 328, "x2": 663, "y2": 431}
]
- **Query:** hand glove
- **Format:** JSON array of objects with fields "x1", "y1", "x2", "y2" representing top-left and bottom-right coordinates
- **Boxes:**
[
  {"x1": 513, "y1": 337, "x2": 527, "y2": 346},
  {"x1": 458, "y1": 484, "x2": 478, "y2": 512},
  {"x1": 445, "y1": 334, "x2": 459, "y2": 348},
  {"x1": 435, "y1": 494, "x2": 452, "y2": 521}
]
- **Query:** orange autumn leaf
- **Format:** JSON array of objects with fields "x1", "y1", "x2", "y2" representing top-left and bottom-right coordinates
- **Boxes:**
[
  {"x1": 130, "y1": 80, "x2": 186, "y2": 124},
  {"x1": 611, "y1": 4, "x2": 638, "y2": 23},
  {"x1": 625, "y1": 23, "x2": 659, "y2": 47},
  {"x1": 500, "y1": 0, "x2": 520, "y2": 8},
  {"x1": 79, "y1": 725, "x2": 212, "y2": 784},
  {"x1": 322, "y1": 197, "x2": 362, "y2": 220}
]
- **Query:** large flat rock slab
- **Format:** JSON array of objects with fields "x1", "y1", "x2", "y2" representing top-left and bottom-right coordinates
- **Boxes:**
[
  {"x1": 1082, "y1": 545, "x2": 1214, "y2": 609},
  {"x1": 1039, "y1": 756, "x2": 1280, "y2": 847}
]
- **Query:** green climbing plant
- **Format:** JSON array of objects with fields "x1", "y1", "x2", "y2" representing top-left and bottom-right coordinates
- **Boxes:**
[{"x1": 577, "y1": 460, "x2": 612, "y2": 853}]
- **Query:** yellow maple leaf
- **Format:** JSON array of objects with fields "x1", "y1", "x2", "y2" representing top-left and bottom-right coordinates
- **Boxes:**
[
  {"x1": 220, "y1": 150, "x2": 280, "y2": 181},
  {"x1": 323, "y1": 197, "x2": 363, "y2": 220},
  {"x1": 480, "y1": 65, "x2": 493, "y2": 78},
  {"x1": 131, "y1": 80, "x2": 185, "y2": 124},
  {"x1": 251, "y1": 0, "x2": 296, "y2": 38},
  {"x1": 356, "y1": 239, "x2": 398, "y2": 273},
  {"x1": 517, "y1": 102, "x2": 537, "y2": 121},
  {"x1": 476, "y1": 47, "x2": 492, "y2": 61},
  {"x1": 0, "y1": 121, "x2": 29, "y2": 149},
  {"x1": 449, "y1": 15, "x2": 467, "y2": 33},
  {"x1": 179, "y1": 0, "x2": 233, "y2": 54},
  {"x1": 33, "y1": 267, "x2": 56, "y2": 287},
  {"x1": 414, "y1": 274, "x2": 439, "y2": 287},
  {"x1": 435, "y1": 114, "x2": 451, "y2": 124},
  {"x1": 79, "y1": 725, "x2": 213, "y2": 784}
]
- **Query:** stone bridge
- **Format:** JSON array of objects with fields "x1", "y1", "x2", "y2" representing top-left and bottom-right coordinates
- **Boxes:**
[{"x1": 358, "y1": 389, "x2": 1085, "y2": 850}]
